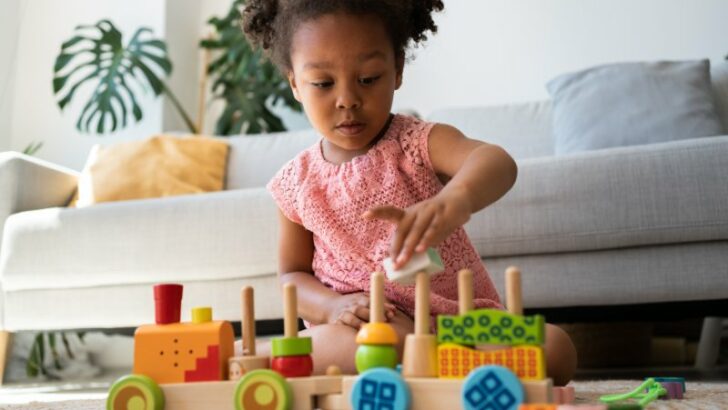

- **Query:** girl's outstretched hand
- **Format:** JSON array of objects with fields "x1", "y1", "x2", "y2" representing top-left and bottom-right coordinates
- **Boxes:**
[
  {"x1": 325, "y1": 292, "x2": 396, "y2": 329},
  {"x1": 363, "y1": 191, "x2": 472, "y2": 269}
]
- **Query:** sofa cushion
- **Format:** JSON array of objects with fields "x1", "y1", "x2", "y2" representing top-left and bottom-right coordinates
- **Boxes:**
[
  {"x1": 547, "y1": 60, "x2": 725, "y2": 155},
  {"x1": 711, "y1": 60, "x2": 728, "y2": 131},
  {"x1": 465, "y1": 135, "x2": 728, "y2": 257},
  {"x1": 76, "y1": 135, "x2": 229, "y2": 207},
  {"x1": 427, "y1": 100, "x2": 554, "y2": 160},
  {"x1": 226, "y1": 129, "x2": 319, "y2": 189}
]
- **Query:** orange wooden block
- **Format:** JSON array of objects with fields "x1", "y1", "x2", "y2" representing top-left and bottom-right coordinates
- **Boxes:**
[
  {"x1": 519, "y1": 405, "x2": 556, "y2": 410},
  {"x1": 134, "y1": 320, "x2": 234, "y2": 384},
  {"x1": 437, "y1": 343, "x2": 546, "y2": 380}
]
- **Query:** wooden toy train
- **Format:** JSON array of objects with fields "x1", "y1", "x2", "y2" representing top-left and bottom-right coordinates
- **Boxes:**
[{"x1": 107, "y1": 255, "x2": 590, "y2": 410}]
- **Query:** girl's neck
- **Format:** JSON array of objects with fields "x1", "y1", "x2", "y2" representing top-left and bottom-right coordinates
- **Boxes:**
[{"x1": 321, "y1": 114, "x2": 394, "y2": 165}]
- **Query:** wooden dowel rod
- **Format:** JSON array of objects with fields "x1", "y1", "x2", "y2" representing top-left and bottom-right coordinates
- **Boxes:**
[
  {"x1": 241, "y1": 286, "x2": 256, "y2": 355},
  {"x1": 415, "y1": 271, "x2": 430, "y2": 335},
  {"x1": 371, "y1": 272, "x2": 385, "y2": 323},
  {"x1": 458, "y1": 269, "x2": 474, "y2": 315},
  {"x1": 506, "y1": 266, "x2": 523, "y2": 315},
  {"x1": 283, "y1": 283, "x2": 298, "y2": 338}
]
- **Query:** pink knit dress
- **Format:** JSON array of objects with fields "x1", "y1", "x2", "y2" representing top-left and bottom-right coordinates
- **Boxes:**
[{"x1": 267, "y1": 114, "x2": 502, "y2": 324}]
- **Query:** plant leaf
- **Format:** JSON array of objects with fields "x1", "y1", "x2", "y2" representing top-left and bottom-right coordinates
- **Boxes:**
[{"x1": 53, "y1": 19, "x2": 174, "y2": 134}]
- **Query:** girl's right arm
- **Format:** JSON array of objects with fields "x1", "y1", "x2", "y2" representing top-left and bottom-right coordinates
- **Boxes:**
[{"x1": 276, "y1": 208, "x2": 394, "y2": 328}]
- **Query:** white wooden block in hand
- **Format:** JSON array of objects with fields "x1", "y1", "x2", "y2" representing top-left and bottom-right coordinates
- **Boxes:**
[{"x1": 383, "y1": 248, "x2": 444, "y2": 284}]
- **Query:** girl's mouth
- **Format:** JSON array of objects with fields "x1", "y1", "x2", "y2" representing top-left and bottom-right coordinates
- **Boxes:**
[{"x1": 336, "y1": 122, "x2": 366, "y2": 136}]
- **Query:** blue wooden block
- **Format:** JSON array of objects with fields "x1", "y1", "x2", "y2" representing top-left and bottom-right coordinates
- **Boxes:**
[
  {"x1": 461, "y1": 365, "x2": 524, "y2": 410},
  {"x1": 351, "y1": 368, "x2": 410, "y2": 410}
]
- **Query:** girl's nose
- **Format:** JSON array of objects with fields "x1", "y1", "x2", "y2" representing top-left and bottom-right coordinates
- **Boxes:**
[{"x1": 336, "y1": 86, "x2": 361, "y2": 110}]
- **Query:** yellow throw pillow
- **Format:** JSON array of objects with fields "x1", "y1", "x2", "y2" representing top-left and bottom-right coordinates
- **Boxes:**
[{"x1": 75, "y1": 135, "x2": 229, "y2": 207}]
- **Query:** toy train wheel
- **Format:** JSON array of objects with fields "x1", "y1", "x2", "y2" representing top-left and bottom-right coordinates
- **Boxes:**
[
  {"x1": 350, "y1": 368, "x2": 410, "y2": 410},
  {"x1": 106, "y1": 374, "x2": 164, "y2": 410},
  {"x1": 461, "y1": 365, "x2": 524, "y2": 410},
  {"x1": 234, "y1": 369, "x2": 292, "y2": 410}
]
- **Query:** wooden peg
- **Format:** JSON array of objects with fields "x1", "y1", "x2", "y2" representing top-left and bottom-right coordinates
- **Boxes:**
[
  {"x1": 370, "y1": 272, "x2": 385, "y2": 323},
  {"x1": 402, "y1": 271, "x2": 438, "y2": 378},
  {"x1": 241, "y1": 286, "x2": 256, "y2": 356},
  {"x1": 458, "y1": 269, "x2": 474, "y2": 314},
  {"x1": 415, "y1": 271, "x2": 430, "y2": 335},
  {"x1": 506, "y1": 266, "x2": 523, "y2": 315},
  {"x1": 283, "y1": 283, "x2": 298, "y2": 338}
]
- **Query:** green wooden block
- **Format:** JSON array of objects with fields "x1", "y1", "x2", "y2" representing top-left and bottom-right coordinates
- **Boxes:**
[
  {"x1": 271, "y1": 336, "x2": 312, "y2": 357},
  {"x1": 437, "y1": 308, "x2": 545, "y2": 345}
]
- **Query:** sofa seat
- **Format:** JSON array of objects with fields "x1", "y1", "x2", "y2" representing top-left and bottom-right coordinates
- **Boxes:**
[{"x1": 1, "y1": 188, "x2": 278, "y2": 292}]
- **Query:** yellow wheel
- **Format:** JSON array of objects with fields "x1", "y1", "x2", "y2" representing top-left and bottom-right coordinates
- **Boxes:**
[
  {"x1": 234, "y1": 369, "x2": 291, "y2": 410},
  {"x1": 107, "y1": 374, "x2": 164, "y2": 410}
]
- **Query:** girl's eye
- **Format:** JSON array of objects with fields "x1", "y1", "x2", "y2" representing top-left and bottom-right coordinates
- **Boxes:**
[
  {"x1": 359, "y1": 76, "x2": 380, "y2": 85},
  {"x1": 312, "y1": 81, "x2": 333, "y2": 88}
]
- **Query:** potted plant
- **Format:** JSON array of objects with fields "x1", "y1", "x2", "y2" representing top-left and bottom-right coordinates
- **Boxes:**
[{"x1": 52, "y1": 0, "x2": 300, "y2": 136}]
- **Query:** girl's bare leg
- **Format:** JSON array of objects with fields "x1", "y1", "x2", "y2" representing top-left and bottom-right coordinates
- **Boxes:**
[
  {"x1": 239, "y1": 311, "x2": 415, "y2": 375},
  {"x1": 545, "y1": 323, "x2": 578, "y2": 386}
]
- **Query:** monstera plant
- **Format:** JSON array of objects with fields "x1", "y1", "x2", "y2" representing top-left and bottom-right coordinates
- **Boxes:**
[
  {"x1": 53, "y1": 1, "x2": 301, "y2": 137},
  {"x1": 53, "y1": 19, "x2": 196, "y2": 134},
  {"x1": 200, "y1": 0, "x2": 301, "y2": 135}
]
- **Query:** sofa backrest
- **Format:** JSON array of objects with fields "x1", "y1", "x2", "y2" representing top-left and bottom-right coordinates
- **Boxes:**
[
  {"x1": 711, "y1": 60, "x2": 728, "y2": 132},
  {"x1": 427, "y1": 100, "x2": 554, "y2": 160},
  {"x1": 225, "y1": 128, "x2": 319, "y2": 189}
]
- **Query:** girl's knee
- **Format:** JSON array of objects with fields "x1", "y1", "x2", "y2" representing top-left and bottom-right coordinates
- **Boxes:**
[{"x1": 545, "y1": 324, "x2": 578, "y2": 386}]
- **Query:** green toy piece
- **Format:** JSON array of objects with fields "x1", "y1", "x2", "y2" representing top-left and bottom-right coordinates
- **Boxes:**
[
  {"x1": 355, "y1": 344, "x2": 398, "y2": 372},
  {"x1": 271, "y1": 336, "x2": 313, "y2": 357},
  {"x1": 107, "y1": 374, "x2": 165, "y2": 410},
  {"x1": 599, "y1": 378, "x2": 667, "y2": 407},
  {"x1": 437, "y1": 308, "x2": 545, "y2": 345}
]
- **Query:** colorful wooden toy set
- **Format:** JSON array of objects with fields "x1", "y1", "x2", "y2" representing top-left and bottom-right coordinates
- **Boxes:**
[{"x1": 106, "y1": 250, "x2": 685, "y2": 410}]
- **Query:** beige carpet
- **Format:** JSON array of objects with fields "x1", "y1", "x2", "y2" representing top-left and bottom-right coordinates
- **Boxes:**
[{"x1": 1, "y1": 380, "x2": 726, "y2": 409}]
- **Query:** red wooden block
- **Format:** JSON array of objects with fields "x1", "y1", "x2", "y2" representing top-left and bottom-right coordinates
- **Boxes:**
[
  {"x1": 271, "y1": 354, "x2": 313, "y2": 378},
  {"x1": 153, "y1": 284, "x2": 183, "y2": 324},
  {"x1": 184, "y1": 345, "x2": 221, "y2": 382}
]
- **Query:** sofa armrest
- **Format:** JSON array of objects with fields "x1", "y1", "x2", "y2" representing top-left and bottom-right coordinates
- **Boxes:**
[
  {"x1": 467, "y1": 135, "x2": 728, "y2": 257},
  {"x1": 0, "y1": 152, "x2": 79, "y2": 245},
  {"x1": 1, "y1": 188, "x2": 278, "y2": 292}
]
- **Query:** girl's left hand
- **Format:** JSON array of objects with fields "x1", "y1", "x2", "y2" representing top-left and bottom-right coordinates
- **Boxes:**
[{"x1": 362, "y1": 191, "x2": 472, "y2": 269}]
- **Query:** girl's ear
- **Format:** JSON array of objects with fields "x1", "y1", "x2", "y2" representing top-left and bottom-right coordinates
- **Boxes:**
[
  {"x1": 288, "y1": 72, "x2": 302, "y2": 102},
  {"x1": 395, "y1": 55, "x2": 405, "y2": 90}
]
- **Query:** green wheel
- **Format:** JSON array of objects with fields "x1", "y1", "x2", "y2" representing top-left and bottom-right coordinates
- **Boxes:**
[
  {"x1": 107, "y1": 374, "x2": 164, "y2": 410},
  {"x1": 234, "y1": 369, "x2": 292, "y2": 410}
]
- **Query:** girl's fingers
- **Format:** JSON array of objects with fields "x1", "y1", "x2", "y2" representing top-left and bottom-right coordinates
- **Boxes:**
[
  {"x1": 390, "y1": 212, "x2": 416, "y2": 262},
  {"x1": 417, "y1": 213, "x2": 442, "y2": 252},
  {"x1": 398, "y1": 210, "x2": 435, "y2": 267},
  {"x1": 353, "y1": 305, "x2": 371, "y2": 322},
  {"x1": 339, "y1": 311, "x2": 364, "y2": 329}
]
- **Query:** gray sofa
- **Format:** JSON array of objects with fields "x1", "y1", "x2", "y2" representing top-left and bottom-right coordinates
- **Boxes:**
[{"x1": 2, "y1": 64, "x2": 728, "y2": 379}]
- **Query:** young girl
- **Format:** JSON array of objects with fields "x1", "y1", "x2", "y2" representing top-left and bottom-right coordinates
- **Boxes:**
[{"x1": 241, "y1": 0, "x2": 577, "y2": 385}]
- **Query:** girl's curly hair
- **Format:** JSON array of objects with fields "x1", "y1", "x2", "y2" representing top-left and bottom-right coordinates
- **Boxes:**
[{"x1": 241, "y1": 0, "x2": 444, "y2": 72}]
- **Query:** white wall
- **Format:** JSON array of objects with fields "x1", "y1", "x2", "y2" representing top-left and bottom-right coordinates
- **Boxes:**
[
  {"x1": 393, "y1": 0, "x2": 728, "y2": 116},
  {"x1": 6, "y1": 0, "x2": 728, "y2": 169},
  {"x1": 9, "y1": 0, "x2": 166, "y2": 170},
  {"x1": 0, "y1": 0, "x2": 23, "y2": 152}
]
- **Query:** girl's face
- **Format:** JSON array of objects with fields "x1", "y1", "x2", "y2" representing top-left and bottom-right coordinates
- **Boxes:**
[{"x1": 287, "y1": 13, "x2": 403, "y2": 161}]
